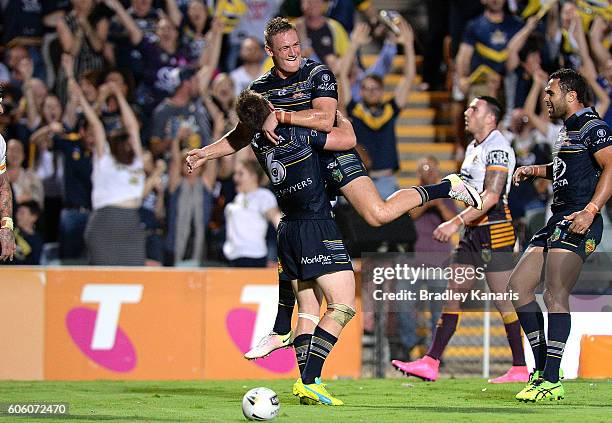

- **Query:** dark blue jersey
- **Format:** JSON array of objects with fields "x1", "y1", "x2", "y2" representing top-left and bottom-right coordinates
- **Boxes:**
[
  {"x1": 552, "y1": 107, "x2": 612, "y2": 212},
  {"x1": 250, "y1": 126, "x2": 332, "y2": 219},
  {"x1": 248, "y1": 58, "x2": 338, "y2": 110},
  {"x1": 248, "y1": 59, "x2": 349, "y2": 192},
  {"x1": 462, "y1": 14, "x2": 523, "y2": 78}
]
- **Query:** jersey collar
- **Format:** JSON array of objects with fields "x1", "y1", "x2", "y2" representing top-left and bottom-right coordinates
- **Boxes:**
[{"x1": 564, "y1": 106, "x2": 597, "y2": 128}]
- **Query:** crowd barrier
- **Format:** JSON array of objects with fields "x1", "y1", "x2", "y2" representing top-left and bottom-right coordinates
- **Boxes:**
[{"x1": 0, "y1": 267, "x2": 362, "y2": 380}]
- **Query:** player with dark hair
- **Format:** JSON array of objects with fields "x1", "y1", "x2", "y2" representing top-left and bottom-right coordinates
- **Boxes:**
[
  {"x1": 236, "y1": 89, "x2": 358, "y2": 405},
  {"x1": 0, "y1": 86, "x2": 17, "y2": 261},
  {"x1": 187, "y1": 17, "x2": 483, "y2": 362},
  {"x1": 511, "y1": 68, "x2": 612, "y2": 402},
  {"x1": 392, "y1": 95, "x2": 529, "y2": 384}
]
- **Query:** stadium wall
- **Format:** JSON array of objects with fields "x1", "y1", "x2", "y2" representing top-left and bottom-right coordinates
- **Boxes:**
[{"x1": 0, "y1": 267, "x2": 362, "y2": 381}]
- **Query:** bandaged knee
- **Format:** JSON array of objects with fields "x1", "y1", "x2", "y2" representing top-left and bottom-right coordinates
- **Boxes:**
[
  {"x1": 298, "y1": 313, "x2": 320, "y2": 325},
  {"x1": 326, "y1": 303, "x2": 356, "y2": 327}
]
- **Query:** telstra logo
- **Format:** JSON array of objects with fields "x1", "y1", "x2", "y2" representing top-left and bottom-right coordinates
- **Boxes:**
[{"x1": 66, "y1": 284, "x2": 142, "y2": 372}]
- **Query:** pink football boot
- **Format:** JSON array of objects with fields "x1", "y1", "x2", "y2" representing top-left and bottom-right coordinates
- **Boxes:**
[
  {"x1": 391, "y1": 356, "x2": 440, "y2": 381},
  {"x1": 488, "y1": 365, "x2": 529, "y2": 383}
]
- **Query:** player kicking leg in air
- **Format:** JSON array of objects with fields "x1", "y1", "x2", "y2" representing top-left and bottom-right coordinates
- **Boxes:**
[
  {"x1": 234, "y1": 90, "x2": 357, "y2": 405},
  {"x1": 391, "y1": 97, "x2": 528, "y2": 383},
  {"x1": 511, "y1": 69, "x2": 612, "y2": 402},
  {"x1": 188, "y1": 16, "x2": 483, "y2": 361},
  {"x1": 188, "y1": 128, "x2": 483, "y2": 362}
]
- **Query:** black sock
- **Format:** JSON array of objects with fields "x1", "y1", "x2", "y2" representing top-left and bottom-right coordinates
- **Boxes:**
[
  {"x1": 413, "y1": 180, "x2": 451, "y2": 205},
  {"x1": 543, "y1": 313, "x2": 571, "y2": 383},
  {"x1": 273, "y1": 280, "x2": 295, "y2": 334},
  {"x1": 293, "y1": 334, "x2": 312, "y2": 376},
  {"x1": 516, "y1": 301, "x2": 547, "y2": 372},
  {"x1": 301, "y1": 327, "x2": 337, "y2": 384}
]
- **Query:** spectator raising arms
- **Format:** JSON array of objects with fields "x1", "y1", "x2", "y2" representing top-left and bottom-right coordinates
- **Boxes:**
[
  {"x1": 165, "y1": 121, "x2": 217, "y2": 266},
  {"x1": 72, "y1": 78, "x2": 146, "y2": 266}
]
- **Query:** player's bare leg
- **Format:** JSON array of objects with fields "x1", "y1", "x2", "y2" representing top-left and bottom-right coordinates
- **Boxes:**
[
  {"x1": 341, "y1": 175, "x2": 482, "y2": 227},
  {"x1": 485, "y1": 270, "x2": 528, "y2": 383},
  {"x1": 523, "y1": 249, "x2": 582, "y2": 402},
  {"x1": 290, "y1": 280, "x2": 323, "y2": 375},
  {"x1": 247, "y1": 174, "x2": 481, "y2": 361},
  {"x1": 508, "y1": 246, "x2": 552, "y2": 399},
  {"x1": 392, "y1": 264, "x2": 476, "y2": 381}
]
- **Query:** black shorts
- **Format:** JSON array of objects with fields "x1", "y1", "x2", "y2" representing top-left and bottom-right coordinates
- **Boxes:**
[
  {"x1": 322, "y1": 148, "x2": 368, "y2": 197},
  {"x1": 528, "y1": 208, "x2": 603, "y2": 261},
  {"x1": 453, "y1": 221, "x2": 516, "y2": 272},
  {"x1": 277, "y1": 218, "x2": 353, "y2": 282}
]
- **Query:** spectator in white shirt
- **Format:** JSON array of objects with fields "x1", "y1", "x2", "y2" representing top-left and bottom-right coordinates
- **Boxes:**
[{"x1": 223, "y1": 158, "x2": 281, "y2": 267}]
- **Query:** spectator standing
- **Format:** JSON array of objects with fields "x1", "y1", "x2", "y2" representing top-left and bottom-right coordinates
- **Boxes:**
[
  {"x1": 179, "y1": 0, "x2": 213, "y2": 62},
  {"x1": 106, "y1": 0, "x2": 176, "y2": 77},
  {"x1": 165, "y1": 124, "x2": 216, "y2": 266},
  {"x1": 73, "y1": 79, "x2": 146, "y2": 266},
  {"x1": 56, "y1": 0, "x2": 109, "y2": 102},
  {"x1": 229, "y1": 37, "x2": 265, "y2": 97},
  {"x1": 223, "y1": 158, "x2": 280, "y2": 267},
  {"x1": 150, "y1": 67, "x2": 212, "y2": 155},
  {"x1": 226, "y1": 0, "x2": 282, "y2": 70},
  {"x1": 140, "y1": 151, "x2": 166, "y2": 265},
  {"x1": 338, "y1": 17, "x2": 415, "y2": 199},
  {"x1": 454, "y1": 0, "x2": 523, "y2": 101},
  {"x1": 294, "y1": 0, "x2": 349, "y2": 67},
  {"x1": 5, "y1": 139, "x2": 44, "y2": 209}
]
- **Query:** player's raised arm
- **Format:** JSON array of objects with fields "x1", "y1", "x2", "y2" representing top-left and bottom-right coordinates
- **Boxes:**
[{"x1": 186, "y1": 121, "x2": 254, "y2": 172}]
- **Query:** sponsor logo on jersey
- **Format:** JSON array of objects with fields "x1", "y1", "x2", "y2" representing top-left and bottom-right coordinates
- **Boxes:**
[
  {"x1": 277, "y1": 178, "x2": 313, "y2": 196},
  {"x1": 550, "y1": 227, "x2": 562, "y2": 243},
  {"x1": 317, "y1": 82, "x2": 337, "y2": 91},
  {"x1": 301, "y1": 254, "x2": 332, "y2": 265},
  {"x1": 487, "y1": 150, "x2": 510, "y2": 166},
  {"x1": 585, "y1": 238, "x2": 596, "y2": 255},
  {"x1": 332, "y1": 169, "x2": 343, "y2": 183}
]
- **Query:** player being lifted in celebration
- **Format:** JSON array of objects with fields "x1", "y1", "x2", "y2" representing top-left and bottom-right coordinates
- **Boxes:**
[
  {"x1": 392, "y1": 96, "x2": 529, "y2": 384},
  {"x1": 0, "y1": 88, "x2": 17, "y2": 261},
  {"x1": 511, "y1": 69, "x2": 612, "y2": 402},
  {"x1": 231, "y1": 89, "x2": 357, "y2": 405},
  {"x1": 187, "y1": 17, "x2": 483, "y2": 361}
]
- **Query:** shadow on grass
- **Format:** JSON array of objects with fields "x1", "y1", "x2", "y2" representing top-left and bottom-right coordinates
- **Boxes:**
[
  {"x1": 351, "y1": 405, "x2": 537, "y2": 414},
  {"x1": 123, "y1": 387, "x2": 236, "y2": 398},
  {"x1": 11, "y1": 415, "x2": 174, "y2": 421}
]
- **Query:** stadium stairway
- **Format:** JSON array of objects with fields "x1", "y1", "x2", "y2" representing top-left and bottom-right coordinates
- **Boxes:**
[
  {"x1": 361, "y1": 55, "x2": 458, "y2": 187},
  {"x1": 360, "y1": 54, "x2": 514, "y2": 377}
]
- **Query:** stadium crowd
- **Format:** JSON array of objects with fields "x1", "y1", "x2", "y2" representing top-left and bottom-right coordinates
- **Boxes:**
[{"x1": 0, "y1": 0, "x2": 611, "y2": 268}]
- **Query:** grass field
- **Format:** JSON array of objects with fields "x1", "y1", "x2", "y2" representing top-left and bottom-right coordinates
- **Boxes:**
[{"x1": 0, "y1": 378, "x2": 610, "y2": 422}]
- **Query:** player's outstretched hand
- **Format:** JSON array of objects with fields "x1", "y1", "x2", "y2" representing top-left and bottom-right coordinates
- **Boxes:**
[
  {"x1": 0, "y1": 228, "x2": 16, "y2": 261},
  {"x1": 433, "y1": 219, "x2": 460, "y2": 243},
  {"x1": 564, "y1": 210, "x2": 594, "y2": 235},
  {"x1": 512, "y1": 166, "x2": 535, "y2": 186},
  {"x1": 186, "y1": 148, "x2": 208, "y2": 172},
  {"x1": 262, "y1": 111, "x2": 279, "y2": 144}
]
